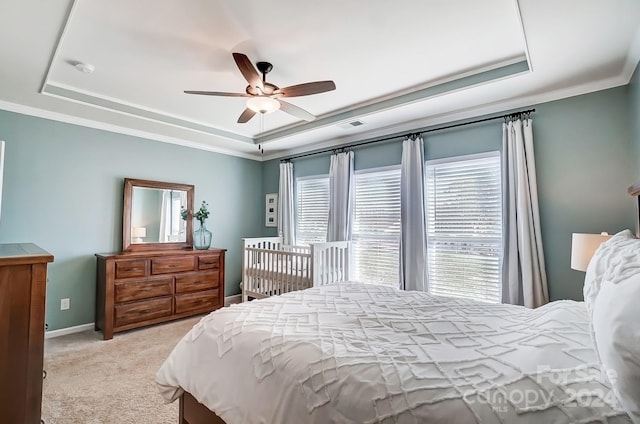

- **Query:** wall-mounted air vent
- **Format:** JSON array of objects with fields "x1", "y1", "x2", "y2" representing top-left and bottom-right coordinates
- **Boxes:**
[{"x1": 337, "y1": 120, "x2": 365, "y2": 129}]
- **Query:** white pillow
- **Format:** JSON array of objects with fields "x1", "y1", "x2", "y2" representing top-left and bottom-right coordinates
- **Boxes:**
[
  {"x1": 583, "y1": 230, "x2": 636, "y2": 315},
  {"x1": 585, "y1": 230, "x2": 640, "y2": 423}
]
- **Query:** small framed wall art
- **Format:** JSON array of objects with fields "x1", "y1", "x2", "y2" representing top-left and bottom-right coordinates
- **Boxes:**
[{"x1": 265, "y1": 193, "x2": 278, "y2": 227}]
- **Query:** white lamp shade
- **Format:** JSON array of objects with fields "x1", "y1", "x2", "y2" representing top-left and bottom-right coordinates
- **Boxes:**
[
  {"x1": 132, "y1": 227, "x2": 147, "y2": 238},
  {"x1": 246, "y1": 96, "x2": 280, "y2": 114},
  {"x1": 571, "y1": 232, "x2": 611, "y2": 271}
]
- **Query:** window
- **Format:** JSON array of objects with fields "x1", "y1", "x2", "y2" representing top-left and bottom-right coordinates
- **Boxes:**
[
  {"x1": 425, "y1": 152, "x2": 502, "y2": 303},
  {"x1": 352, "y1": 167, "x2": 401, "y2": 286},
  {"x1": 295, "y1": 175, "x2": 329, "y2": 245}
]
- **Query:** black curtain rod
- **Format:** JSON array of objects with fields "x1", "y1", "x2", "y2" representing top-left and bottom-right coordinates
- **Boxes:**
[{"x1": 280, "y1": 108, "x2": 535, "y2": 162}]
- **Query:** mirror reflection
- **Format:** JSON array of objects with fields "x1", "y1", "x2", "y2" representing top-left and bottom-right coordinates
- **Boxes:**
[{"x1": 130, "y1": 187, "x2": 188, "y2": 243}]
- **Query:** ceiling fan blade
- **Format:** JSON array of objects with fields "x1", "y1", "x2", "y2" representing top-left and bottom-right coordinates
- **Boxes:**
[
  {"x1": 277, "y1": 81, "x2": 336, "y2": 97},
  {"x1": 279, "y1": 100, "x2": 316, "y2": 121},
  {"x1": 232, "y1": 52, "x2": 264, "y2": 91},
  {"x1": 237, "y1": 108, "x2": 257, "y2": 124},
  {"x1": 184, "y1": 90, "x2": 250, "y2": 97}
]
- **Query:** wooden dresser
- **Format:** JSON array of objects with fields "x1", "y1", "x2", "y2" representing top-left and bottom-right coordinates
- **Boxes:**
[
  {"x1": 0, "y1": 243, "x2": 53, "y2": 424},
  {"x1": 95, "y1": 248, "x2": 225, "y2": 340}
]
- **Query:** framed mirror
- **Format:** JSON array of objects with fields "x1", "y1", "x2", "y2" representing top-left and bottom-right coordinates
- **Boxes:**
[{"x1": 122, "y1": 178, "x2": 194, "y2": 252}]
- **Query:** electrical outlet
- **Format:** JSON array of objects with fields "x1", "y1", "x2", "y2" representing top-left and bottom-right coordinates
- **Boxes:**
[{"x1": 60, "y1": 298, "x2": 70, "y2": 310}]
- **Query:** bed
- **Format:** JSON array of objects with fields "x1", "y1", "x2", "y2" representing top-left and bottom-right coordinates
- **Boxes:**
[
  {"x1": 241, "y1": 237, "x2": 350, "y2": 302},
  {"x1": 156, "y1": 193, "x2": 640, "y2": 424},
  {"x1": 157, "y1": 280, "x2": 636, "y2": 423}
]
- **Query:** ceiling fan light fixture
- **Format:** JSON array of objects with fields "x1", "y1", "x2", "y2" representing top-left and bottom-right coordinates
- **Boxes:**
[
  {"x1": 246, "y1": 96, "x2": 280, "y2": 114},
  {"x1": 184, "y1": 53, "x2": 334, "y2": 123}
]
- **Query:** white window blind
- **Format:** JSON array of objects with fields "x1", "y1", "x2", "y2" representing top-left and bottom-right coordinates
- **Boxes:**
[
  {"x1": 296, "y1": 176, "x2": 329, "y2": 245},
  {"x1": 425, "y1": 153, "x2": 502, "y2": 303},
  {"x1": 352, "y1": 167, "x2": 401, "y2": 286}
]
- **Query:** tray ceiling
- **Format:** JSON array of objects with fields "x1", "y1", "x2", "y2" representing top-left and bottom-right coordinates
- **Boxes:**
[{"x1": 0, "y1": 0, "x2": 639, "y2": 160}]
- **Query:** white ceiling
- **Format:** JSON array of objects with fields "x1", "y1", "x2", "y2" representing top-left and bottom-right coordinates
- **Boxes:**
[{"x1": 0, "y1": 0, "x2": 639, "y2": 160}]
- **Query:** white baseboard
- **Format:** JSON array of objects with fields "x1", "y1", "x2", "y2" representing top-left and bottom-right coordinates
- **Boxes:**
[
  {"x1": 46, "y1": 294, "x2": 243, "y2": 338},
  {"x1": 45, "y1": 323, "x2": 95, "y2": 339},
  {"x1": 224, "y1": 294, "x2": 242, "y2": 306}
]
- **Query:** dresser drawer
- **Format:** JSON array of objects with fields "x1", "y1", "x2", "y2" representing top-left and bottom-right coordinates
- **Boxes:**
[
  {"x1": 115, "y1": 278, "x2": 173, "y2": 303},
  {"x1": 176, "y1": 272, "x2": 219, "y2": 294},
  {"x1": 151, "y1": 256, "x2": 195, "y2": 275},
  {"x1": 115, "y1": 259, "x2": 146, "y2": 279},
  {"x1": 175, "y1": 289, "x2": 220, "y2": 315},
  {"x1": 114, "y1": 297, "x2": 172, "y2": 328},
  {"x1": 198, "y1": 254, "x2": 220, "y2": 270}
]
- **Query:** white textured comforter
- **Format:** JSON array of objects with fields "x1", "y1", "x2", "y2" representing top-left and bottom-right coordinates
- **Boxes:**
[{"x1": 156, "y1": 283, "x2": 631, "y2": 423}]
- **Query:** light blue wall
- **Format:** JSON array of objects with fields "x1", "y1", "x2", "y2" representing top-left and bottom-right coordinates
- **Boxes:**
[
  {"x1": 262, "y1": 86, "x2": 635, "y2": 302},
  {"x1": 425, "y1": 121, "x2": 502, "y2": 160},
  {"x1": 630, "y1": 65, "x2": 640, "y2": 179},
  {"x1": 0, "y1": 110, "x2": 263, "y2": 331},
  {"x1": 534, "y1": 87, "x2": 633, "y2": 300}
]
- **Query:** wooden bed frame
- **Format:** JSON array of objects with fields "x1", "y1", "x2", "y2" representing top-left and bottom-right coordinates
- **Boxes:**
[{"x1": 179, "y1": 392, "x2": 226, "y2": 424}]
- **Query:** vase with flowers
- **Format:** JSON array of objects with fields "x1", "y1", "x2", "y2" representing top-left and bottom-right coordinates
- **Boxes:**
[{"x1": 181, "y1": 201, "x2": 212, "y2": 250}]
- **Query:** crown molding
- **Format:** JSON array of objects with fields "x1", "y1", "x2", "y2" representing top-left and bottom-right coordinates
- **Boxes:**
[
  {"x1": 261, "y1": 73, "x2": 628, "y2": 161},
  {"x1": 255, "y1": 59, "x2": 530, "y2": 145},
  {"x1": 0, "y1": 68, "x2": 629, "y2": 165},
  {"x1": 0, "y1": 99, "x2": 262, "y2": 161},
  {"x1": 41, "y1": 83, "x2": 253, "y2": 144}
]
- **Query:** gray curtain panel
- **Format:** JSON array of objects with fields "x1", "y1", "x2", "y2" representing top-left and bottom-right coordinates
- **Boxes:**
[
  {"x1": 327, "y1": 151, "x2": 354, "y2": 242},
  {"x1": 400, "y1": 135, "x2": 428, "y2": 291},
  {"x1": 502, "y1": 118, "x2": 549, "y2": 308},
  {"x1": 278, "y1": 161, "x2": 296, "y2": 245}
]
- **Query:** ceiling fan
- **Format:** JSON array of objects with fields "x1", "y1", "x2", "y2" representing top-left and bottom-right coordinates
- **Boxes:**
[{"x1": 184, "y1": 53, "x2": 336, "y2": 124}]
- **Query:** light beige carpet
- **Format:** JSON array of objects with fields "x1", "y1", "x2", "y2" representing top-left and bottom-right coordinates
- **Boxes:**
[{"x1": 42, "y1": 316, "x2": 201, "y2": 424}]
